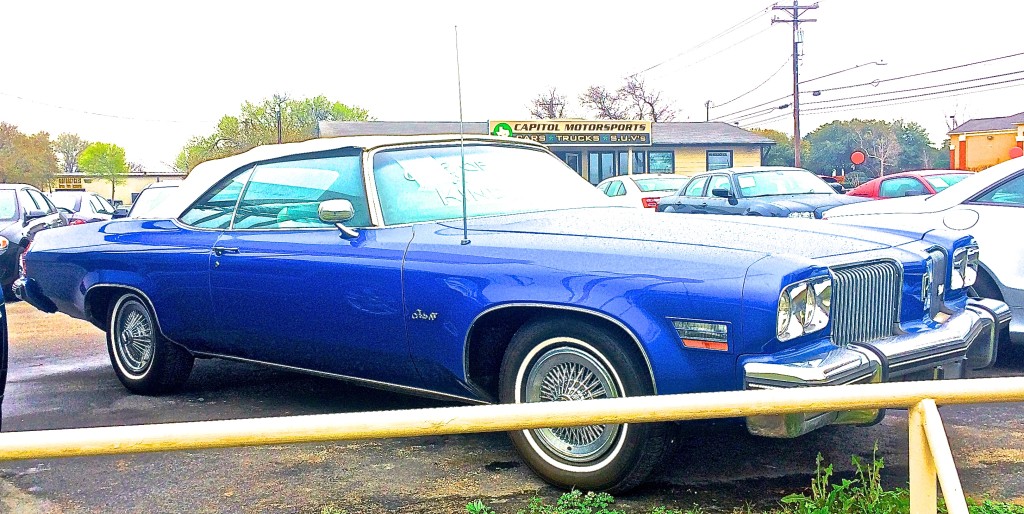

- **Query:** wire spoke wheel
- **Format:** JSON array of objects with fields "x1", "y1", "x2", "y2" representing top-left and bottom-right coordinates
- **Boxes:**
[
  {"x1": 114, "y1": 301, "x2": 155, "y2": 375},
  {"x1": 523, "y1": 345, "x2": 621, "y2": 464}
]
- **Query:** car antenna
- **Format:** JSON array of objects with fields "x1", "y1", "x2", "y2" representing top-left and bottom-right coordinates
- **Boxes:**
[{"x1": 455, "y1": 25, "x2": 470, "y2": 246}]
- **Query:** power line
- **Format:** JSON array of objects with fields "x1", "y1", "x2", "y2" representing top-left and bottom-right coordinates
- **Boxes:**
[
  {"x1": 713, "y1": 56, "x2": 793, "y2": 108},
  {"x1": 627, "y1": 2, "x2": 775, "y2": 78},
  {"x1": 739, "y1": 80, "x2": 1024, "y2": 127},
  {"x1": 802, "y1": 69, "x2": 1024, "y2": 106},
  {"x1": 0, "y1": 91, "x2": 216, "y2": 124},
  {"x1": 713, "y1": 51, "x2": 1024, "y2": 123}
]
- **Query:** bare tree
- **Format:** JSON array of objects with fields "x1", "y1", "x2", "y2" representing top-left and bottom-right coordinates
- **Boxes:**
[
  {"x1": 54, "y1": 133, "x2": 89, "y2": 174},
  {"x1": 578, "y1": 86, "x2": 630, "y2": 120},
  {"x1": 855, "y1": 123, "x2": 902, "y2": 176},
  {"x1": 621, "y1": 78, "x2": 676, "y2": 122},
  {"x1": 528, "y1": 88, "x2": 568, "y2": 119},
  {"x1": 578, "y1": 79, "x2": 676, "y2": 121},
  {"x1": 128, "y1": 162, "x2": 146, "y2": 174}
]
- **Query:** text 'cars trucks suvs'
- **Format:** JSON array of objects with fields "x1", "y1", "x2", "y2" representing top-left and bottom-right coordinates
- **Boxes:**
[{"x1": 16, "y1": 135, "x2": 1010, "y2": 492}]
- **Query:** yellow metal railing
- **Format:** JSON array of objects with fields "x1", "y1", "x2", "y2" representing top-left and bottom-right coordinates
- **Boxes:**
[{"x1": 2, "y1": 377, "x2": 1023, "y2": 513}]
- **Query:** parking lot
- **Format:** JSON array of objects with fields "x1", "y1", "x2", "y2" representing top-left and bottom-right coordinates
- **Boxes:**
[{"x1": 0, "y1": 300, "x2": 1021, "y2": 513}]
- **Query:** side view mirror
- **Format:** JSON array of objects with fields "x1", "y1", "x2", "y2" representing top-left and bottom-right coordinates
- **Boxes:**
[
  {"x1": 112, "y1": 207, "x2": 130, "y2": 219},
  {"x1": 828, "y1": 183, "x2": 844, "y2": 194},
  {"x1": 711, "y1": 188, "x2": 733, "y2": 198},
  {"x1": 24, "y1": 208, "x2": 47, "y2": 224},
  {"x1": 318, "y1": 199, "x2": 358, "y2": 238}
]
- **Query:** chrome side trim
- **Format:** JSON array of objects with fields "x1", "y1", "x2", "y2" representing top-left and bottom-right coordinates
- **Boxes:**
[
  {"x1": 191, "y1": 351, "x2": 487, "y2": 405},
  {"x1": 464, "y1": 303, "x2": 657, "y2": 395}
]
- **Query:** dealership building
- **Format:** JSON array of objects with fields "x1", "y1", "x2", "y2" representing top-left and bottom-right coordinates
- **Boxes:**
[{"x1": 320, "y1": 120, "x2": 776, "y2": 184}]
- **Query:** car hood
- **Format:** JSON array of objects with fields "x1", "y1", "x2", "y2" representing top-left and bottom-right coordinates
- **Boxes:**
[
  {"x1": 443, "y1": 207, "x2": 917, "y2": 259},
  {"x1": 755, "y1": 193, "x2": 868, "y2": 212},
  {"x1": 824, "y1": 195, "x2": 945, "y2": 218}
]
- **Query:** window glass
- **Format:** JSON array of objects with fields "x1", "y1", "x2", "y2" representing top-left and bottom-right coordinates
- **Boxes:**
[
  {"x1": 683, "y1": 176, "x2": 709, "y2": 197},
  {"x1": 41, "y1": 195, "x2": 60, "y2": 214},
  {"x1": 373, "y1": 144, "x2": 606, "y2": 225},
  {"x1": 649, "y1": 151, "x2": 674, "y2": 172},
  {"x1": 924, "y1": 174, "x2": 969, "y2": 192},
  {"x1": 91, "y1": 194, "x2": 115, "y2": 214},
  {"x1": 180, "y1": 168, "x2": 254, "y2": 229},
  {"x1": 607, "y1": 181, "x2": 625, "y2": 197},
  {"x1": 20, "y1": 189, "x2": 42, "y2": 212},
  {"x1": 736, "y1": 169, "x2": 834, "y2": 197},
  {"x1": 879, "y1": 177, "x2": 927, "y2": 198},
  {"x1": 233, "y1": 154, "x2": 368, "y2": 229},
  {"x1": 633, "y1": 151, "x2": 647, "y2": 174},
  {"x1": 0, "y1": 191, "x2": 17, "y2": 220},
  {"x1": 597, "y1": 181, "x2": 611, "y2": 194},
  {"x1": 973, "y1": 174, "x2": 1024, "y2": 206},
  {"x1": 632, "y1": 176, "x2": 687, "y2": 193},
  {"x1": 26, "y1": 190, "x2": 52, "y2": 213},
  {"x1": 707, "y1": 151, "x2": 733, "y2": 171},
  {"x1": 707, "y1": 175, "x2": 732, "y2": 195}
]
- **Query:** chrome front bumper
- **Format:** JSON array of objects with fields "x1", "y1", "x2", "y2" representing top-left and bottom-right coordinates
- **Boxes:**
[{"x1": 743, "y1": 298, "x2": 1009, "y2": 438}]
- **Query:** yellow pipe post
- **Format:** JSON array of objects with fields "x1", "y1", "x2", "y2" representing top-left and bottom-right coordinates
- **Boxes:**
[
  {"x1": 921, "y1": 400, "x2": 969, "y2": 514},
  {"x1": 909, "y1": 401, "x2": 937, "y2": 514}
]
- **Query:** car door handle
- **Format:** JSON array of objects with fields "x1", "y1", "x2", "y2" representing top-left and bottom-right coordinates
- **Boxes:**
[{"x1": 212, "y1": 246, "x2": 239, "y2": 256}]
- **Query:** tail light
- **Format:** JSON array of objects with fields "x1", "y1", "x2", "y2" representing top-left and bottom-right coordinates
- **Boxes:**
[
  {"x1": 69, "y1": 219, "x2": 87, "y2": 225},
  {"x1": 641, "y1": 197, "x2": 660, "y2": 209}
]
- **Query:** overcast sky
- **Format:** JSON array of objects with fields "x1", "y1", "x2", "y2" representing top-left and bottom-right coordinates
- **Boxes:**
[{"x1": 3, "y1": 1, "x2": 1023, "y2": 170}]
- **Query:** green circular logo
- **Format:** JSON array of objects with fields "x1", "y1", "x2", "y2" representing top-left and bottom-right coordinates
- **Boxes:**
[{"x1": 492, "y1": 123, "x2": 514, "y2": 137}]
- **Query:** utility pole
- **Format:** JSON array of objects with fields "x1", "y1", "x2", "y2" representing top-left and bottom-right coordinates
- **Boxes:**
[
  {"x1": 705, "y1": 100, "x2": 712, "y2": 122},
  {"x1": 773, "y1": 1, "x2": 817, "y2": 167}
]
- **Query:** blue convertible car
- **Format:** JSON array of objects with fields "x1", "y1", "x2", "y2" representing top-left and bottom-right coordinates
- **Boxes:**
[{"x1": 16, "y1": 135, "x2": 1010, "y2": 492}]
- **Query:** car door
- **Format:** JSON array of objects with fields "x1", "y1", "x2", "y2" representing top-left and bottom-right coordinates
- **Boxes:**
[
  {"x1": 20, "y1": 189, "x2": 63, "y2": 239},
  {"x1": 202, "y1": 150, "x2": 419, "y2": 385},
  {"x1": 703, "y1": 174, "x2": 739, "y2": 214},
  {"x1": 661, "y1": 175, "x2": 710, "y2": 213},
  {"x1": 959, "y1": 171, "x2": 1024, "y2": 290}
]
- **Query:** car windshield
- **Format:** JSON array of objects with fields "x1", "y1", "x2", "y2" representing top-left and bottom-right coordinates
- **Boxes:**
[
  {"x1": 924, "y1": 174, "x2": 969, "y2": 192},
  {"x1": 90, "y1": 194, "x2": 115, "y2": 215},
  {"x1": 736, "y1": 169, "x2": 835, "y2": 197},
  {"x1": 129, "y1": 185, "x2": 179, "y2": 218},
  {"x1": 373, "y1": 144, "x2": 606, "y2": 225},
  {"x1": 0, "y1": 190, "x2": 16, "y2": 220},
  {"x1": 632, "y1": 176, "x2": 689, "y2": 192}
]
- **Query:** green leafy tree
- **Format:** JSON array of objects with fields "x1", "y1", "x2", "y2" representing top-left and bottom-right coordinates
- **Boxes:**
[
  {"x1": 176, "y1": 95, "x2": 371, "y2": 172},
  {"x1": 804, "y1": 120, "x2": 861, "y2": 176},
  {"x1": 53, "y1": 132, "x2": 90, "y2": 174},
  {"x1": 79, "y1": 142, "x2": 128, "y2": 199},
  {"x1": 750, "y1": 128, "x2": 795, "y2": 167},
  {"x1": 0, "y1": 123, "x2": 59, "y2": 188}
]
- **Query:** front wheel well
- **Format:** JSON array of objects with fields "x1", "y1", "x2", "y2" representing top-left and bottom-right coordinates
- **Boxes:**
[{"x1": 464, "y1": 306, "x2": 652, "y2": 401}]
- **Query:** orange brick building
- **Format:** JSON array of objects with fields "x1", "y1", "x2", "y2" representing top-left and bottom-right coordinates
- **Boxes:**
[{"x1": 947, "y1": 111, "x2": 1024, "y2": 171}]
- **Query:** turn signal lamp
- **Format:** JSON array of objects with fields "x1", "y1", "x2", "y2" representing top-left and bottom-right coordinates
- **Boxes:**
[{"x1": 672, "y1": 320, "x2": 729, "y2": 351}]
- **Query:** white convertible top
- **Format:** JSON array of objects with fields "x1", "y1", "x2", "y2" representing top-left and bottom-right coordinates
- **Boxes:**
[{"x1": 150, "y1": 134, "x2": 543, "y2": 219}]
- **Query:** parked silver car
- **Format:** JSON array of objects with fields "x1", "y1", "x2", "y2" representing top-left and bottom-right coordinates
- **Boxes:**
[{"x1": 825, "y1": 156, "x2": 1023, "y2": 349}]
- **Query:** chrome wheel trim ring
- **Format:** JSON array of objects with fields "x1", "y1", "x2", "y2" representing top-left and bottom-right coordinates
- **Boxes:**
[
  {"x1": 515, "y1": 337, "x2": 628, "y2": 472},
  {"x1": 113, "y1": 298, "x2": 155, "y2": 377}
]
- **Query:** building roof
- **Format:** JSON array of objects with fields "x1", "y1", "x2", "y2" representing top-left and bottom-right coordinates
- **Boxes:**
[
  {"x1": 651, "y1": 122, "x2": 775, "y2": 145},
  {"x1": 320, "y1": 121, "x2": 775, "y2": 146},
  {"x1": 948, "y1": 111, "x2": 1024, "y2": 135}
]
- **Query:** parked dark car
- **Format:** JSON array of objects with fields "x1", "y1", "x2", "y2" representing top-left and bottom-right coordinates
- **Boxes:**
[
  {"x1": 114, "y1": 180, "x2": 182, "y2": 219},
  {"x1": 15, "y1": 136, "x2": 1007, "y2": 492},
  {"x1": 0, "y1": 184, "x2": 66, "y2": 297},
  {"x1": 48, "y1": 191, "x2": 117, "y2": 224},
  {"x1": 0, "y1": 295, "x2": 6, "y2": 430},
  {"x1": 656, "y1": 166, "x2": 869, "y2": 218},
  {"x1": 846, "y1": 170, "x2": 971, "y2": 200}
]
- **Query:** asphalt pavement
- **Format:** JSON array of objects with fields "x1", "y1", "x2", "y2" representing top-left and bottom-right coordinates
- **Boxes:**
[{"x1": 1, "y1": 300, "x2": 1023, "y2": 513}]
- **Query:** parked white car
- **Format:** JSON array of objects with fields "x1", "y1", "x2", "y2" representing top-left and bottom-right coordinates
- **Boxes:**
[
  {"x1": 596, "y1": 173, "x2": 691, "y2": 209},
  {"x1": 824, "y1": 156, "x2": 1023, "y2": 348}
]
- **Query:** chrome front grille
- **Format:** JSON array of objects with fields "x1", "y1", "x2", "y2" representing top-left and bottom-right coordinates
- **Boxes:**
[{"x1": 830, "y1": 261, "x2": 901, "y2": 346}]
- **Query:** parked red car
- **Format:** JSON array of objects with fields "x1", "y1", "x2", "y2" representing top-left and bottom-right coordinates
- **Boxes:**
[{"x1": 846, "y1": 170, "x2": 971, "y2": 199}]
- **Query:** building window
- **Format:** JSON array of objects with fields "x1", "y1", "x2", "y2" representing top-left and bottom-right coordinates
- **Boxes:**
[
  {"x1": 555, "y1": 152, "x2": 582, "y2": 174},
  {"x1": 617, "y1": 151, "x2": 648, "y2": 174},
  {"x1": 707, "y1": 150, "x2": 733, "y2": 171},
  {"x1": 588, "y1": 152, "x2": 617, "y2": 185},
  {"x1": 649, "y1": 151, "x2": 674, "y2": 172}
]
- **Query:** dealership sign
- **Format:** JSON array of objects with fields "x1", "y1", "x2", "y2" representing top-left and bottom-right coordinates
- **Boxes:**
[{"x1": 489, "y1": 120, "x2": 652, "y2": 146}]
